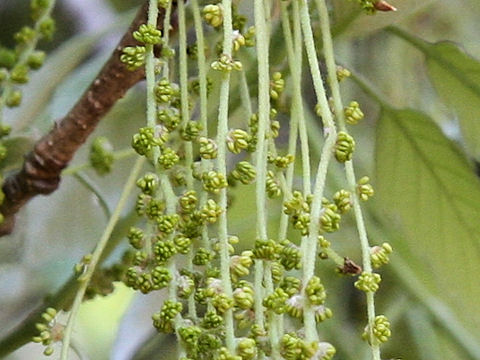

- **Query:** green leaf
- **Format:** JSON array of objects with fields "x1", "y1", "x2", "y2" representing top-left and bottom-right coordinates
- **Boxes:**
[
  {"x1": 388, "y1": 27, "x2": 480, "y2": 160},
  {"x1": 332, "y1": 0, "x2": 437, "y2": 38},
  {"x1": 375, "y1": 108, "x2": 480, "y2": 334}
]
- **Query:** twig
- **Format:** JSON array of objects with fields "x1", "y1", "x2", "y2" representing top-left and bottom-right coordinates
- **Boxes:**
[{"x1": 0, "y1": 1, "x2": 173, "y2": 236}]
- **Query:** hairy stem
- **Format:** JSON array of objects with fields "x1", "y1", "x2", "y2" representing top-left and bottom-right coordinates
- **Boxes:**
[
  {"x1": 298, "y1": 0, "x2": 338, "y2": 342},
  {"x1": 314, "y1": 0, "x2": 380, "y2": 358}
]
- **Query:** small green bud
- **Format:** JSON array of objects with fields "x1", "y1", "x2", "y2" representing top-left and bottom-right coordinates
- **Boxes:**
[
  {"x1": 39, "y1": 17, "x2": 56, "y2": 40},
  {"x1": 211, "y1": 54, "x2": 242, "y2": 72},
  {"x1": 89, "y1": 137, "x2": 114, "y2": 175},
  {"x1": 334, "y1": 131, "x2": 355, "y2": 163},
  {"x1": 203, "y1": 4, "x2": 223, "y2": 27},
  {"x1": 120, "y1": 46, "x2": 146, "y2": 71},
  {"x1": 10, "y1": 65, "x2": 29, "y2": 84},
  {"x1": 336, "y1": 66, "x2": 351, "y2": 82},
  {"x1": 198, "y1": 137, "x2": 218, "y2": 159},
  {"x1": 27, "y1": 50, "x2": 46, "y2": 69},
  {"x1": 355, "y1": 271, "x2": 382, "y2": 292},
  {"x1": 357, "y1": 176, "x2": 374, "y2": 201},
  {"x1": 133, "y1": 24, "x2": 162, "y2": 45},
  {"x1": 270, "y1": 72, "x2": 285, "y2": 100},
  {"x1": 344, "y1": 101, "x2": 364, "y2": 125}
]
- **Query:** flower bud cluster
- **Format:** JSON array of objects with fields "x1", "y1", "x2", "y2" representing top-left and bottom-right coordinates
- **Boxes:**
[{"x1": 32, "y1": 308, "x2": 61, "y2": 356}]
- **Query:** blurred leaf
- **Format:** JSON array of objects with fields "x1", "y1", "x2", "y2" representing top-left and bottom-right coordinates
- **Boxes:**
[
  {"x1": 9, "y1": 9, "x2": 137, "y2": 134},
  {"x1": 375, "y1": 108, "x2": 480, "y2": 334},
  {"x1": 389, "y1": 27, "x2": 480, "y2": 160},
  {"x1": 332, "y1": 0, "x2": 437, "y2": 38},
  {"x1": 0, "y1": 136, "x2": 35, "y2": 171},
  {"x1": 8, "y1": 34, "x2": 99, "y2": 133}
]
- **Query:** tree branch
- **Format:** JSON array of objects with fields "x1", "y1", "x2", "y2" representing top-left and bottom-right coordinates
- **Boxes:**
[{"x1": 0, "y1": 1, "x2": 171, "y2": 236}]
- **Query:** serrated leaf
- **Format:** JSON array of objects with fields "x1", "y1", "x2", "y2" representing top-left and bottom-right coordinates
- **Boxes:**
[
  {"x1": 389, "y1": 27, "x2": 480, "y2": 160},
  {"x1": 375, "y1": 108, "x2": 480, "y2": 334}
]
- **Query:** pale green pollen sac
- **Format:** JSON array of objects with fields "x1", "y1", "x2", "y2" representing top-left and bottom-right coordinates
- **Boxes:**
[
  {"x1": 333, "y1": 189, "x2": 352, "y2": 214},
  {"x1": 319, "y1": 199, "x2": 341, "y2": 233},
  {"x1": 227, "y1": 129, "x2": 251, "y2": 154},
  {"x1": 268, "y1": 153, "x2": 295, "y2": 169},
  {"x1": 314, "y1": 304, "x2": 333, "y2": 323},
  {"x1": 200, "y1": 198, "x2": 223, "y2": 223},
  {"x1": 133, "y1": 24, "x2": 163, "y2": 45},
  {"x1": 198, "y1": 136, "x2": 218, "y2": 159},
  {"x1": 334, "y1": 131, "x2": 355, "y2": 163},
  {"x1": 181, "y1": 121, "x2": 203, "y2": 141},
  {"x1": 370, "y1": 242, "x2": 393, "y2": 269},
  {"x1": 131, "y1": 126, "x2": 168, "y2": 157},
  {"x1": 14, "y1": 26, "x2": 36, "y2": 44},
  {"x1": 203, "y1": 4, "x2": 223, "y2": 28},
  {"x1": 127, "y1": 226, "x2": 145, "y2": 249},
  {"x1": 120, "y1": 46, "x2": 146, "y2": 71},
  {"x1": 211, "y1": 54, "x2": 243, "y2": 72},
  {"x1": 230, "y1": 161, "x2": 256, "y2": 185},
  {"x1": 236, "y1": 337, "x2": 257, "y2": 360},
  {"x1": 357, "y1": 175, "x2": 374, "y2": 201},
  {"x1": 233, "y1": 284, "x2": 254, "y2": 309},
  {"x1": 280, "y1": 333, "x2": 319, "y2": 360},
  {"x1": 230, "y1": 251, "x2": 254, "y2": 281},
  {"x1": 279, "y1": 240, "x2": 302, "y2": 270},
  {"x1": 305, "y1": 275, "x2": 327, "y2": 305},
  {"x1": 283, "y1": 191, "x2": 312, "y2": 235},
  {"x1": 266, "y1": 170, "x2": 282, "y2": 198},
  {"x1": 136, "y1": 173, "x2": 159, "y2": 195},
  {"x1": 285, "y1": 294, "x2": 304, "y2": 318},
  {"x1": 316, "y1": 342, "x2": 336, "y2": 360},
  {"x1": 212, "y1": 293, "x2": 234, "y2": 314},
  {"x1": 243, "y1": 26, "x2": 256, "y2": 47},
  {"x1": 26, "y1": 50, "x2": 45, "y2": 70},
  {"x1": 158, "y1": 147, "x2": 180, "y2": 169},
  {"x1": 355, "y1": 271, "x2": 382, "y2": 292},
  {"x1": 89, "y1": 137, "x2": 114, "y2": 176},
  {"x1": 363, "y1": 315, "x2": 392, "y2": 344},
  {"x1": 232, "y1": 30, "x2": 246, "y2": 52},
  {"x1": 6, "y1": 89, "x2": 22, "y2": 107},
  {"x1": 263, "y1": 287, "x2": 289, "y2": 314},
  {"x1": 155, "y1": 78, "x2": 176, "y2": 103},
  {"x1": 344, "y1": 100, "x2": 364, "y2": 125},
  {"x1": 152, "y1": 300, "x2": 183, "y2": 333},
  {"x1": 270, "y1": 71, "x2": 285, "y2": 100},
  {"x1": 32, "y1": 307, "x2": 59, "y2": 357},
  {"x1": 10, "y1": 64, "x2": 30, "y2": 84},
  {"x1": 336, "y1": 65, "x2": 352, "y2": 82},
  {"x1": 201, "y1": 170, "x2": 228, "y2": 194}
]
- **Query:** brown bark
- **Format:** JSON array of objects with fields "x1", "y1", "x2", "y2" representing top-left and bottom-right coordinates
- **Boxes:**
[{"x1": 0, "y1": 2, "x2": 171, "y2": 235}]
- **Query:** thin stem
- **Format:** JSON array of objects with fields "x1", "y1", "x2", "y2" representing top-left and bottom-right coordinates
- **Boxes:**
[
  {"x1": 73, "y1": 172, "x2": 111, "y2": 219},
  {"x1": 264, "y1": 262, "x2": 281, "y2": 359},
  {"x1": 162, "y1": 0, "x2": 173, "y2": 79},
  {"x1": 314, "y1": 0, "x2": 380, "y2": 358},
  {"x1": 298, "y1": 0, "x2": 338, "y2": 343},
  {"x1": 191, "y1": 0, "x2": 212, "y2": 253},
  {"x1": 191, "y1": 0, "x2": 209, "y2": 132},
  {"x1": 178, "y1": 0, "x2": 194, "y2": 188},
  {"x1": 59, "y1": 157, "x2": 145, "y2": 360},
  {"x1": 216, "y1": 0, "x2": 235, "y2": 351},
  {"x1": 239, "y1": 69, "x2": 253, "y2": 120},
  {"x1": 254, "y1": 0, "x2": 270, "y2": 242}
]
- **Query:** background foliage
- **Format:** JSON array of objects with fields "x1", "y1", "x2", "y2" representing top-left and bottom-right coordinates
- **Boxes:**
[{"x1": 1, "y1": 0, "x2": 480, "y2": 359}]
